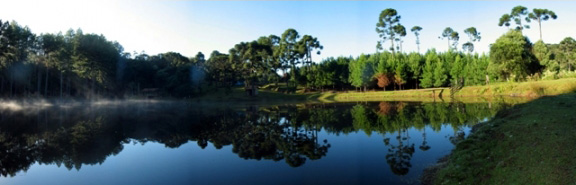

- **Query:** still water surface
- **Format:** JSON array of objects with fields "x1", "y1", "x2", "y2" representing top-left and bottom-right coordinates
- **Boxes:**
[{"x1": 0, "y1": 100, "x2": 510, "y2": 184}]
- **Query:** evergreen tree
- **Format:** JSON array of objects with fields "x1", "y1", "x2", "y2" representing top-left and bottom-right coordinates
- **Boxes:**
[
  {"x1": 420, "y1": 50, "x2": 436, "y2": 88},
  {"x1": 450, "y1": 54, "x2": 464, "y2": 86},
  {"x1": 349, "y1": 54, "x2": 373, "y2": 91},
  {"x1": 407, "y1": 52, "x2": 423, "y2": 89},
  {"x1": 489, "y1": 30, "x2": 538, "y2": 81},
  {"x1": 433, "y1": 58, "x2": 448, "y2": 87},
  {"x1": 394, "y1": 57, "x2": 407, "y2": 90},
  {"x1": 533, "y1": 40, "x2": 556, "y2": 71}
]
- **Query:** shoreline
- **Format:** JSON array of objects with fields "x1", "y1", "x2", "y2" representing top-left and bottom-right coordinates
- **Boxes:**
[
  {"x1": 317, "y1": 78, "x2": 576, "y2": 102},
  {"x1": 12, "y1": 78, "x2": 571, "y2": 105},
  {"x1": 425, "y1": 93, "x2": 576, "y2": 184},
  {"x1": 188, "y1": 78, "x2": 576, "y2": 105}
]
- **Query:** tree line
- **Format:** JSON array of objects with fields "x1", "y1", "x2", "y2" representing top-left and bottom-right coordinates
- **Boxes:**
[
  {"x1": 0, "y1": 5, "x2": 574, "y2": 98},
  {"x1": 0, "y1": 19, "x2": 325, "y2": 98}
]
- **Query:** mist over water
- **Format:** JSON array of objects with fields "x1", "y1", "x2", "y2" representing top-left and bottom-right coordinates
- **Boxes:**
[
  {"x1": 0, "y1": 98, "x2": 176, "y2": 112},
  {"x1": 0, "y1": 99, "x2": 53, "y2": 111}
]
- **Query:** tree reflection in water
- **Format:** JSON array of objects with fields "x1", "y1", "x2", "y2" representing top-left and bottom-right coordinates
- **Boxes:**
[
  {"x1": 363, "y1": 101, "x2": 508, "y2": 175},
  {"x1": 0, "y1": 100, "x2": 509, "y2": 177}
]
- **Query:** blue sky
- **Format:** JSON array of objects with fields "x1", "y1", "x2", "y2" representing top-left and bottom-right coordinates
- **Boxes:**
[{"x1": 2, "y1": 1, "x2": 576, "y2": 61}]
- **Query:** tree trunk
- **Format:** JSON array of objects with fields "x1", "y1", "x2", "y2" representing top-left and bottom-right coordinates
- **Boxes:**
[
  {"x1": 417, "y1": 37, "x2": 421, "y2": 53},
  {"x1": 60, "y1": 71, "x2": 63, "y2": 99},
  {"x1": 10, "y1": 73, "x2": 14, "y2": 97},
  {"x1": 45, "y1": 67, "x2": 49, "y2": 97},
  {"x1": 27, "y1": 68, "x2": 32, "y2": 96},
  {"x1": 67, "y1": 74, "x2": 71, "y2": 97},
  {"x1": 390, "y1": 37, "x2": 395, "y2": 55},
  {"x1": 37, "y1": 66, "x2": 42, "y2": 96},
  {"x1": 282, "y1": 68, "x2": 288, "y2": 88},
  {"x1": 92, "y1": 78, "x2": 95, "y2": 99},
  {"x1": 538, "y1": 18, "x2": 542, "y2": 41}
]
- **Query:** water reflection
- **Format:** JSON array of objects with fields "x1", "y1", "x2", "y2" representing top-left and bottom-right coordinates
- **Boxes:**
[
  {"x1": 0, "y1": 100, "x2": 510, "y2": 179},
  {"x1": 345, "y1": 101, "x2": 508, "y2": 176}
]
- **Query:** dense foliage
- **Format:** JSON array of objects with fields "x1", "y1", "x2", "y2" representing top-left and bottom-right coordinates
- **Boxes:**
[{"x1": 0, "y1": 5, "x2": 573, "y2": 98}]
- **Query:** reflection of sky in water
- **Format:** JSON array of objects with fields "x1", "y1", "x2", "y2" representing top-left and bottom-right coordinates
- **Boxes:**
[
  {"x1": 0, "y1": 100, "x2": 507, "y2": 185},
  {"x1": 1, "y1": 124, "x2": 473, "y2": 185}
]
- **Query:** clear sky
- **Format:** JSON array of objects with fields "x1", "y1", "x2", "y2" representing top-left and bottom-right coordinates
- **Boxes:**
[{"x1": 2, "y1": 1, "x2": 576, "y2": 61}]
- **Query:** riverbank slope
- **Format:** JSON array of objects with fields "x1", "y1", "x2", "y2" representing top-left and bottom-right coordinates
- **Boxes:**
[{"x1": 429, "y1": 93, "x2": 576, "y2": 184}]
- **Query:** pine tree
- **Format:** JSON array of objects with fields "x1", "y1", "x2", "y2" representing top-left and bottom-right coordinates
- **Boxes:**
[
  {"x1": 433, "y1": 59, "x2": 447, "y2": 87},
  {"x1": 449, "y1": 55, "x2": 464, "y2": 86},
  {"x1": 420, "y1": 50, "x2": 436, "y2": 88}
]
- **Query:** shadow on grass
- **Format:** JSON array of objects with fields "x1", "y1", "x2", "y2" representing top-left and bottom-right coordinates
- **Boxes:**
[{"x1": 427, "y1": 92, "x2": 576, "y2": 185}]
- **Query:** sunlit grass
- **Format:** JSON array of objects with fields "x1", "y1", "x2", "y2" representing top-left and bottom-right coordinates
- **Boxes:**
[
  {"x1": 455, "y1": 78, "x2": 576, "y2": 97},
  {"x1": 192, "y1": 78, "x2": 576, "y2": 106},
  {"x1": 324, "y1": 78, "x2": 576, "y2": 101}
]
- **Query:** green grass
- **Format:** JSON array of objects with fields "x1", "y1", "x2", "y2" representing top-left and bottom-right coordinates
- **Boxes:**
[
  {"x1": 319, "y1": 78, "x2": 576, "y2": 102},
  {"x1": 191, "y1": 78, "x2": 576, "y2": 106},
  {"x1": 319, "y1": 88, "x2": 448, "y2": 101},
  {"x1": 432, "y1": 93, "x2": 576, "y2": 184},
  {"x1": 454, "y1": 78, "x2": 576, "y2": 97}
]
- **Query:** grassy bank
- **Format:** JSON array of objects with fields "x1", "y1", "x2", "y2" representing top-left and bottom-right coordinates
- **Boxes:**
[
  {"x1": 316, "y1": 90, "x2": 533, "y2": 104},
  {"x1": 455, "y1": 78, "x2": 576, "y2": 97},
  {"x1": 429, "y1": 93, "x2": 576, "y2": 184},
  {"x1": 318, "y1": 78, "x2": 576, "y2": 102},
  {"x1": 191, "y1": 78, "x2": 576, "y2": 105}
]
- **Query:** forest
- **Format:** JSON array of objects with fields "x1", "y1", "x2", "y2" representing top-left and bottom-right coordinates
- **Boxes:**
[{"x1": 0, "y1": 5, "x2": 574, "y2": 98}]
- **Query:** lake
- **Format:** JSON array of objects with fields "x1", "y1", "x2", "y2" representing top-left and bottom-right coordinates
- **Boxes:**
[{"x1": 0, "y1": 100, "x2": 512, "y2": 185}]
